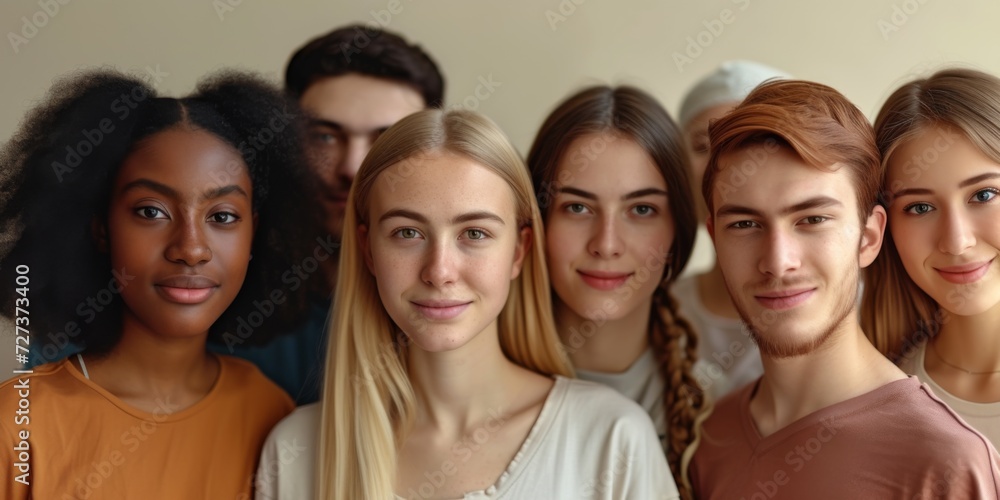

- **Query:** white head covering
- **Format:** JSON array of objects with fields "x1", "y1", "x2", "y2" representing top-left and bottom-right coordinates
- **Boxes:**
[{"x1": 679, "y1": 60, "x2": 791, "y2": 127}]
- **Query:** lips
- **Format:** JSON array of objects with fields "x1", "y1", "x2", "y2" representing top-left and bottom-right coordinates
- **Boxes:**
[
  {"x1": 411, "y1": 299, "x2": 472, "y2": 320},
  {"x1": 155, "y1": 275, "x2": 220, "y2": 305},
  {"x1": 935, "y1": 258, "x2": 995, "y2": 285},
  {"x1": 754, "y1": 288, "x2": 815, "y2": 310},
  {"x1": 322, "y1": 188, "x2": 349, "y2": 207},
  {"x1": 578, "y1": 270, "x2": 632, "y2": 291}
]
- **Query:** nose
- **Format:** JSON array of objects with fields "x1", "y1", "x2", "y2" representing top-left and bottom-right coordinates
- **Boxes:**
[
  {"x1": 336, "y1": 138, "x2": 370, "y2": 186},
  {"x1": 165, "y1": 217, "x2": 212, "y2": 266},
  {"x1": 587, "y1": 213, "x2": 624, "y2": 258},
  {"x1": 938, "y1": 207, "x2": 976, "y2": 256},
  {"x1": 421, "y1": 239, "x2": 459, "y2": 287},
  {"x1": 758, "y1": 227, "x2": 800, "y2": 278}
]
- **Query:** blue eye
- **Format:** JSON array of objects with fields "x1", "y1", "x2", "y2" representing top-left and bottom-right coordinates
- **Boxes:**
[
  {"x1": 566, "y1": 203, "x2": 588, "y2": 214},
  {"x1": 903, "y1": 203, "x2": 934, "y2": 215},
  {"x1": 971, "y1": 188, "x2": 998, "y2": 204}
]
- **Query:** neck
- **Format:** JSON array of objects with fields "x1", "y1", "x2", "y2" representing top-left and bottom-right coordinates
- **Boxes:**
[
  {"x1": 697, "y1": 263, "x2": 740, "y2": 319},
  {"x1": 751, "y1": 315, "x2": 903, "y2": 437},
  {"x1": 933, "y1": 302, "x2": 1000, "y2": 373},
  {"x1": 84, "y1": 311, "x2": 217, "y2": 411},
  {"x1": 554, "y1": 297, "x2": 650, "y2": 373},
  {"x1": 406, "y1": 323, "x2": 528, "y2": 434}
]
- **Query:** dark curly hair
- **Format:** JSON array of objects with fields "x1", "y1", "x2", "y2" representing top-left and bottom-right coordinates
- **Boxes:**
[
  {"x1": 0, "y1": 69, "x2": 324, "y2": 359},
  {"x1": 285, "y1": 24, "x2": 445, "y2": 107}
]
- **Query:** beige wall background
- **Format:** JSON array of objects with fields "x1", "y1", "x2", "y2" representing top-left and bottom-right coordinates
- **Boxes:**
[{"x1": 1, "y1": 0, "x2": 997, "y2": 372}]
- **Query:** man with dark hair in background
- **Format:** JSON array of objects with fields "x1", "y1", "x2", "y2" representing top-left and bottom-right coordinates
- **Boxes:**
[{"x1": 208, "y1": 25, "x2": 446, "y2": 404}]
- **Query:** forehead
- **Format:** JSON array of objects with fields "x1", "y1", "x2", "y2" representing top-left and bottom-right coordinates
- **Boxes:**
[
  {"x1": 684, "y1": 102, "x2": 737, "y2": 136},
  {"x1": 713, "y1": 146, "x2": 856, "y2": 215},
  {"x1": 299, "y1": 73, "x2": 425, "y2": 132},
  {"x1": 555, "y1": 133, "x2": 666, "y2": 193},
  {"x1": 887, "y1": 125, "x2": 999, "y2": 188},
  {"x1": 370, "y1": 152, "x2": 517, "y2": 220},
  {"x1": 116, "y1": 128, "x2": 250, "y2": 188}
]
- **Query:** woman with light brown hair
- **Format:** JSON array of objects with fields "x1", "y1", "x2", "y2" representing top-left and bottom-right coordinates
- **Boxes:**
[
  {"x1": 256, "y1": 108, "x2": 676, "y2": 499},
  {"x1": 527, "y1": 85, "x2": 707, "y2": 498},
  {"x1": 863, "y1": 68, "x2": 1000, "y2": 448}
]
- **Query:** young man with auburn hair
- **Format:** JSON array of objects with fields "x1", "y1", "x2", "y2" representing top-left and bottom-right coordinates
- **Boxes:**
[{"x1": 690, "y1": 79, "x2": 1000, "y2": 498}]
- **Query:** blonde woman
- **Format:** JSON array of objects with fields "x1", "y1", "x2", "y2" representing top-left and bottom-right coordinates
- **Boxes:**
[
  {"x1": 863, "y1": 68, "x2": 1000, "y2": 448},
  {"x1": 256, "y1": 109, "x2": 676, "y2": 499}
]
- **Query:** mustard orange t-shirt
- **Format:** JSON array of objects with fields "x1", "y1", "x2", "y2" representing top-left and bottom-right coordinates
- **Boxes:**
[{"x1": 0, "y1": 355, "x2": 293, "y2": 500}]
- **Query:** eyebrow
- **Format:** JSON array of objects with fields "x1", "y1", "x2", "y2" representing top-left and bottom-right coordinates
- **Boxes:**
[
  {"x1": 120, "y1": 179, "x2": 249, "y2": 201},
  {"x1": 557, "y1": 186, "x2": 669, "y2": 201},
  {"x1": 378, "y1": 209, "x2": 506, "y2": 226},
  {"x1": 892, "y1": 172, "x2": 1000, "y2": 198},
  {"x1": 716, "y1": 196, "x2": 843, "y2": 218},
  {"x1": 308, "y1": 118, "x2": 390, "y2": 136}
]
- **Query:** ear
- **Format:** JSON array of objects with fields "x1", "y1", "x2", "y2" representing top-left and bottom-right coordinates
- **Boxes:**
[
  {"x1": 706, "y1": 215, "x2": 716, "y2": 245},
  {"x1": 358, "y1": 224, "x2": 374, "y2": 274},
  {"x1": 91, "y1": 216, "x2": 108, "y2": 253},
  {"x1": 859, "y1": 204, "x2": 887, "y2": 268},
  {"x1": 510, "y1": 226, "x2": 532, "y2": 280}
]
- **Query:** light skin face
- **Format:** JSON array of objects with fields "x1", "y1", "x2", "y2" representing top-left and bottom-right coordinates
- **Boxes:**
[
  {"x1": 708, "y1": 146, "x2": 884, "y2": 359},
  {"x1": 300, "y1": 73, "x2": 425, "y2": 240},
  {"x1": 684, "y1": 102, "x2": 736, "y2": 222},
  {"x1": 546, "y1": 133, "x2": 674, "y2": 326},
  {"x1": 359, "y1": 152, "x2": 529, "y2": 354},
  {"x1": 887, "y1": 125, "x2": 1000, "y2": 318},
  {"x1": 104, "y1": 127, "x2": 256, "y2": 341}
]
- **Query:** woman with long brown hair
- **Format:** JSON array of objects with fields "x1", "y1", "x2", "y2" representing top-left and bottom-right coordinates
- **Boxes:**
[
  {"x1": 527, "y1": 85, "x2": 707, "y2": 497},
  {"x1": 863, "y1": 68, "x2": 1000, "y2": 448}
]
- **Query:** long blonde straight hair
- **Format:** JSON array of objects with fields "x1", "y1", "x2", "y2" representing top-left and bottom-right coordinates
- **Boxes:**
[
  {"x1": 861, "y1": 68, "x2": 1000, "y2": 359},
  {"x1": 318, "y1": 109, "x2": 573, "y2": 499}
]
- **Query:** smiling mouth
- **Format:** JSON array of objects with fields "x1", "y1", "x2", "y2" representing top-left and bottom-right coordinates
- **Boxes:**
[
  {"x1": 411, "y1": 300, "x2": 472, "y2": 320},
  {"x1": 577, "y1": 270, "x2": 632, "y2": 291},
  {"x1": 754, "y1": 288, "x2": 816, "y2": 310},
  {"x1": 935, "y1": 258, "x2": 995, "y2": 284}
]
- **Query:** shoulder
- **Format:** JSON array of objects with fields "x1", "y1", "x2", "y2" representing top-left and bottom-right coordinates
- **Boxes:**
[
  {"x1": 557, "y1": 377, "x2": 650, "y2": 418},
  {"x1": 0, "y1": 360, "x2": 80, "y2": 407},
  {"x1": 216, "y1": 355, "x2": 294, "y2": 407},
  {"x1": 897, "y1": 378, "x2": 996, "y2": 449},
  {"x1": 878, "y1": 379, "x2": 1000, "y2": 494},
  {"x1": 267, "y1": 402, "x2": 321, "y2": 442},
  {"x1": 696, "y1": 379, "x2": 753, "y2": 449},
  {"x1": 256, "y1": 403, "x2": 320, "y2": 498},
  {"x1": 553, "y1": 377, "x2": 660, "y2": 442}
]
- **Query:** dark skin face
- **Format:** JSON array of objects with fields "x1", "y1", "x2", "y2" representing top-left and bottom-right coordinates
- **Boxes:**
[{"x1": 101, "y1": 126, "x2": 256, "y2": 344}]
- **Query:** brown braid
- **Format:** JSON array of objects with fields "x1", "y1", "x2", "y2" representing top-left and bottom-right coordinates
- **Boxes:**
[{"x1": 649, "y1": 283, "x2": 708, "y2": 500}]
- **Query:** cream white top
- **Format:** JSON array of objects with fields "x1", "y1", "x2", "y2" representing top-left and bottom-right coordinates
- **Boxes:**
[
  {"x1": 674, "y1": 275, "x2": 762, "y2": 402},
  {"x1": 576, "y1": 348, "x2": 666, "y2": 447},
  {"x1": 255, "y1": 376, "x2": 679, "y2": 500},
  {"x1": 898, "y1": 339, "x2": 1000, "y2": 449}
]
